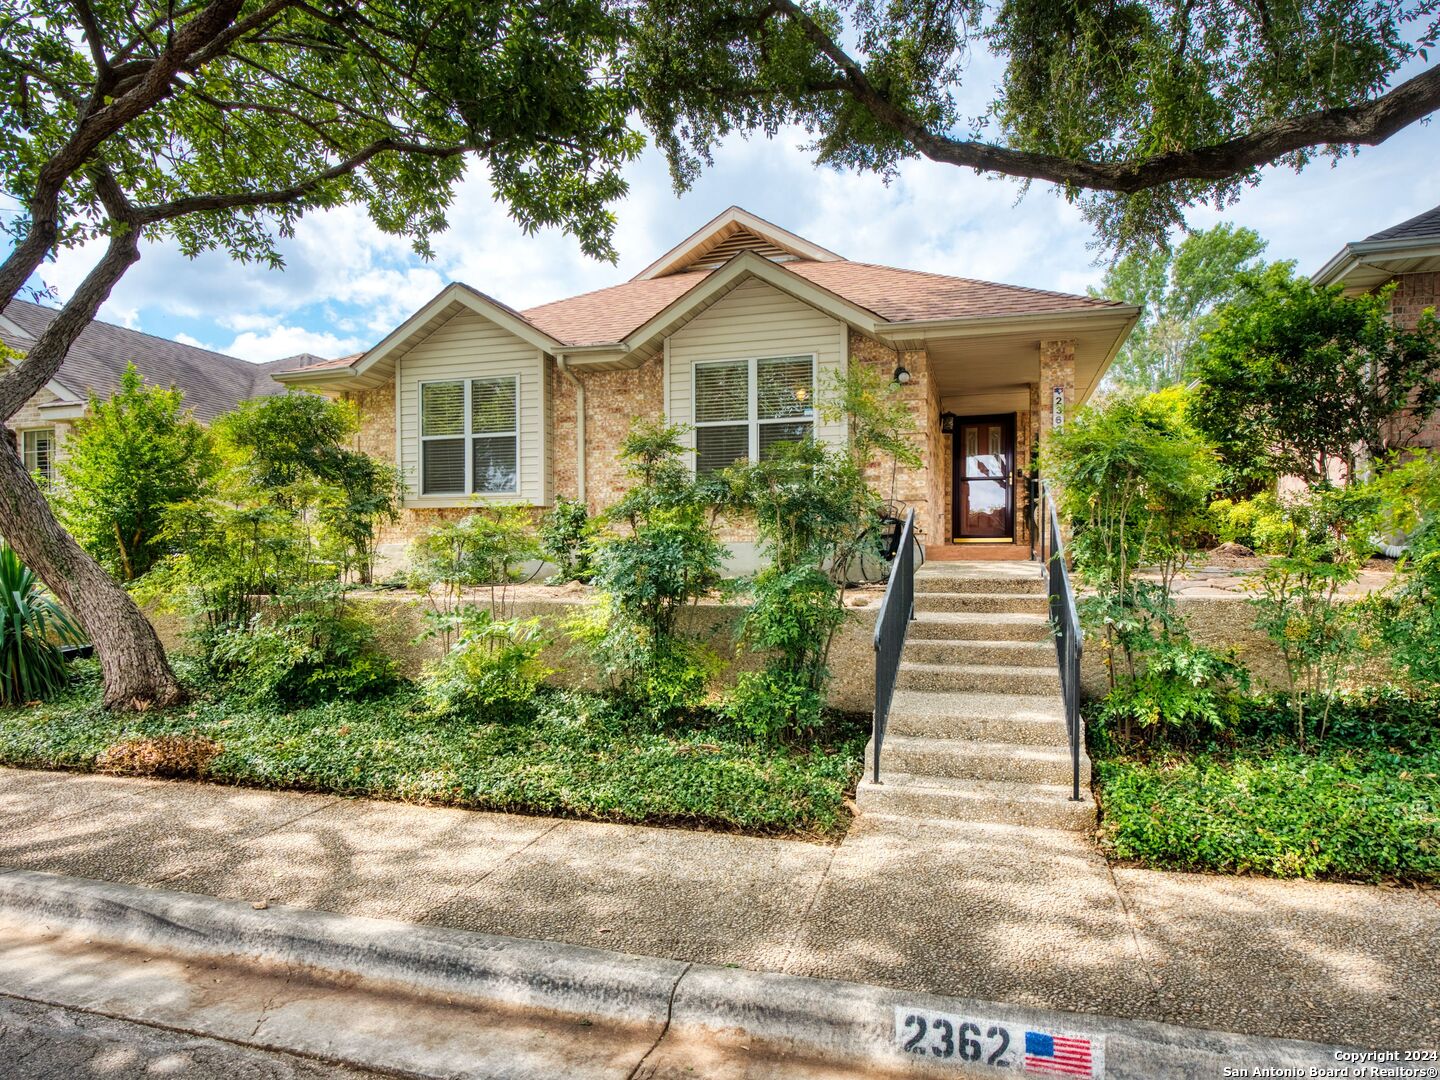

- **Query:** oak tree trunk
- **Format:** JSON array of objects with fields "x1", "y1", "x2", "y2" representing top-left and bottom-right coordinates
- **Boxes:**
[
  {"x1": 0, "y1": 444, "x2": 183, "y2": 708},
  {"x1": 1, "y1": 219, "x2": 184, "y2": 709}
]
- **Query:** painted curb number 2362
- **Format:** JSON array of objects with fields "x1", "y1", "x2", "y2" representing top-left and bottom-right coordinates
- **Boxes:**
[{"x1": 895, "y1": 1008, "x2": 1022, "y2": 1068}]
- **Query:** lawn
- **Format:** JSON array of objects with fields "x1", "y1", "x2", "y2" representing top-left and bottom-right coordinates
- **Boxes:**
[
  {"x1": 0, "y1": 662, "x2": 868, "y2": 839},
  {"x1": 1090, "y1": 694, "x2": 1440, "y2": 883}
]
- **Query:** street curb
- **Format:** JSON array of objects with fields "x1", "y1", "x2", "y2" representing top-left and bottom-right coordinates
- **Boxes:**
[{"x1": 0, "y1": 867, "x2": 1358, "y2": 1077}]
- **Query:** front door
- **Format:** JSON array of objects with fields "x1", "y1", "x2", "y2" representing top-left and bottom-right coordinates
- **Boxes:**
[{"x1": 953, "y1": 414, "x2": 1015, "y2": 541}]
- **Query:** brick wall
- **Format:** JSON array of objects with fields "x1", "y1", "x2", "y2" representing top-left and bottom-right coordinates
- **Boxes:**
[
  {"x1": 849, "y1": 331, "x2": 941, "y2": 544},
  {"x1": 1038, "y1": 339, "x2": 1076, "y2": 460},
  {"x1": 4, "y1": 386, "x2": 76, "y2": 468},
  {"x1": 343, "y1": 383, "x2": 396, "y2": 465},
  {"x1": 1387, "y1": 272, "x2": 1440, "y2": 453},
  {"x1": 552, "y1": 355, "x2": 665, "y2": 513}
]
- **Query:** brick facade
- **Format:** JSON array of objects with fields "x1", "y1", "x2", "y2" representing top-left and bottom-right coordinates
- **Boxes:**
[
  {"x1": 1387, "y1": 272, "x2": 1440, "y2": 453},
  {"x1": 551, "y1": 355, "x2": 666, "y2": 514},
  {"x1": 1038, "y1": 339, "x2": 1077, "y2": 462}
]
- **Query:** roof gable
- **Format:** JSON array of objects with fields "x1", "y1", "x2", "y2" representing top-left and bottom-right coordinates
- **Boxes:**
[{"x1": 631, "y1": 206, "x2": 845, "y2": 281}]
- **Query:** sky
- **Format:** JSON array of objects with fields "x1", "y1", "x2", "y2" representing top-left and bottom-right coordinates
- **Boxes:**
[{"x1": 27, "y1": 114, "x2": 1440, "y2": 365}]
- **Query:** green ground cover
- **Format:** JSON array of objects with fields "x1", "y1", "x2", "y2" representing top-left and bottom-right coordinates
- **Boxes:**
[
  {"x1": 1090, "y1": 694, "x2": 1440, "y2": 882},
  {"x1": 0, "y1": 661, "x2": 867, "y2": 839}
]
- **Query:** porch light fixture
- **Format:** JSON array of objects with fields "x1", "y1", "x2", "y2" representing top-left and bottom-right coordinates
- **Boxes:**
[
  {"x1": 940, "y1": 411, "x2": 957, "y2": 434},
  {"x1": 893, "y1": 365, "x2": 912, "y2": 385}
]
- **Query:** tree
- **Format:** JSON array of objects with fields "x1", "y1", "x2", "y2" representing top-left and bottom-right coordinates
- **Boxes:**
[
  {"x1": 0, "y1": 0, "x2": 638, "y2": 707},
  {"x1": 1191, "y1": 275, "x2": 1440, "y2": 489},
  {"x1": 628, "y1": 0, "x2": 1440, "y2": 248},
  {"x1": 53, "y1": 363, "x2": 217, "y2": 581},
  {"x1": 1092, "y1": 224, "x2": 1284, "y2": 392},
  {"x1": 213, "y1": 393, "x2": 402, "y2": 583}
]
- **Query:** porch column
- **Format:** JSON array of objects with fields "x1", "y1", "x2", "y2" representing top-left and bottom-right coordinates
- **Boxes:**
[{"x1": 1038, "y1": 339, "x2": 1076, "y2": 468}]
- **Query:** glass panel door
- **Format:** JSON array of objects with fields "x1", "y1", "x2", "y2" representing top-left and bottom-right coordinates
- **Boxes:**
[{"x1": 953, "y1": 416, "x2": 1014, "y2": 540}]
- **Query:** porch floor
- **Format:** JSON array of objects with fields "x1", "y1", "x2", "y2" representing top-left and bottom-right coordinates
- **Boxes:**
[{"x1": 926, "y1": 542, "x2": 1034, "y2": 561}]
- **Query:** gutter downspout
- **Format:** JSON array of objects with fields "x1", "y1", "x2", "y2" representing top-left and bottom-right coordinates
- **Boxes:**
[{"x1": 557, "y1": 355, "x2": 586, "y2": 505}]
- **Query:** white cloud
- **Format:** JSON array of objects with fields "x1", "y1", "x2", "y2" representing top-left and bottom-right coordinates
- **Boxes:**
[{"x1": 224, "y1": 325, "x2": 368, "y2": 364}]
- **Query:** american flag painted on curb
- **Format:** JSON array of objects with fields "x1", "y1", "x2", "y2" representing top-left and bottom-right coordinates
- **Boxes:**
[{"x1": 1024, "y1": 1030, "x2": 1097, "y2": 1076}]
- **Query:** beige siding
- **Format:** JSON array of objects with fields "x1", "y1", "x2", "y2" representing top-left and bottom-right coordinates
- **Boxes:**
[
  {"x1": 397, "y1": 309, "x2": 546, "y2": 507},
  {"x1": 666, "y1": 277, "x2": 847, "y2": 453}
]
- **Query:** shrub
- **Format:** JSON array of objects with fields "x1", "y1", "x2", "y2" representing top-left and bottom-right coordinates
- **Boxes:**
[
  {"x1": 199, "y1": 586, "x2": 399, "y2": 706},
  {"x1": 581, "y1": 420, "x2": 726, "y2": 712},
  {"x1": 1044, "y1": 390, "x2": 1226, "y2": 743},
  {"x1": 0, "y1": 543, "x2": 83, "y2": 705},
  {"x1": 720, "y1": 368, "x2": 918, "y2": 737},
  {"x1": 420, "y1": 607, "x2": 550, "y2": 717},
  {"x1": 1368, "y1": 452, "x2": 1440, "y2": 692},
  {"x1": 1247, "y1": 484, "x2": 1377, "y2": 745},
  {"x1": 410, "y1": 506, "x2": 541, "y2": 633},
  {"x1": 215, "y1": 393, "x2": 402, "y2": 583},
  {"x1": 53, "y1": 363, "x2": 218, "y2": 581},
  {"x1": 538, "y1": 496, "x2": 595, "y2": 583}
]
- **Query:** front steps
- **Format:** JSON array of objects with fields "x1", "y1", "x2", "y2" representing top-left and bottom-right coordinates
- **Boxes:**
[{"x1": 857, "y1": 561, "x2": 1094, "y2": 833}]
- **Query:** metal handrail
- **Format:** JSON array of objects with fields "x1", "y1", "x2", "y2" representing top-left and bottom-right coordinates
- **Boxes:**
[
  {"x1": 870, "y1": 508, "x2": 917, "y2": 784},
  {"x1": 1040, "y1": 481, "x2": 1083, "y2": 801}
]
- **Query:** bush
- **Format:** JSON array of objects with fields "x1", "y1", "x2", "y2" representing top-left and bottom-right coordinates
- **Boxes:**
[
  {"x1": 582, "y1": 420, "x2": 726, "y2": 712},
  {"x1": 720, "y1": 369, "x2": 917, "y2": 737},
  {"x1": 0, "y1": 543, "x2": 83, "y2": 705},
  {"x1": 199, "y1": 588, "x2": 399, "y2": 706},
  {"x1": 1246, "y1": 484, "x2": 1377, "y2": 745},
  {"x1": 53, "y1": 363, "x2": 218, "y2": 581},
  {"x1": 538, "y1": 496, "x2": 595, "y2": 583},
  {"x1": 1094, "y1": 635, "x2": 1249, "y2": 739},
  {"x1": 1369, "y1": 452, "x2": 1440, "y2": 692},
  {"x1": 420, "y1": 607, "x2": 550, "y2": 717}
]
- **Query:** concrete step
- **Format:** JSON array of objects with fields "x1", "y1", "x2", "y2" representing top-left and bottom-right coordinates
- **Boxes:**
[
  {"x1": 913, "y1": 592, "x2": 1050, "y2": 615},
  {"x1": 914, "y1": 573, "x2": 1045, "y2": 595},
  {"x1": 886, "y1": 690, "x2": 1067, "y2": 744},
  {"x1": 876, "y1": 733, "x2": 1089, "y2": 786},
  {"x1": 898, "y1": 661, "x2": 1059, "y2": 696},
  {"x1": 856, "y1": 772, "x2": 1094, "y2": 831},
  {"x1": 908, "y1": 611, "x2": 1051, "y2": 643},
  {"x1": 903, "y1": 639, "x2": 1054, "y2": 667}
]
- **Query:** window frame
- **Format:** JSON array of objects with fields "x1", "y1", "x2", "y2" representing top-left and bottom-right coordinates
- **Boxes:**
[
  {"x1": 21, "y1": 427, "x2": 56, "y2": 485},
  {"x1": 691, "y1": 353, "x2": 817, "y2": 474},
  {"x1": 417, "y1": 375, "x2": 520, "y2": 497}
]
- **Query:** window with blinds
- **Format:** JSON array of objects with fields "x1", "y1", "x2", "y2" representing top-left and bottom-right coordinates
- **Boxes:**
[
  {"x1": 693, "y1": 355, "x2": 814, "y2": 475},
  {"x1": 22, "y1": 428, "x2": 55, "y2": 485},
  {"x1": 419, "y1": 377, "x2": 519, "y2": 495}
]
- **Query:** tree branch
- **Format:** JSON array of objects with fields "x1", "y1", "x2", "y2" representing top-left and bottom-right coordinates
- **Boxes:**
[
  {"x1": 771, "y1": 0, "x2": 1440, "y2": 193},
  {"x1": 133, "y1": 136, "x2": 482, "y2": 223}
]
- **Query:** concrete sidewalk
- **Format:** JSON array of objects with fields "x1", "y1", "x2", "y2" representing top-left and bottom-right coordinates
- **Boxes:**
[{"x1": 1, "y1": 766, "x2": 1436, "y2": 1050}]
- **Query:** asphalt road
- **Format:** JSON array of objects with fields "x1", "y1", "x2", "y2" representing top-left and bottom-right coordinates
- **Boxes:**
[{"x1": 0, "y1": 995, "x2": 384, "y2": 1080}]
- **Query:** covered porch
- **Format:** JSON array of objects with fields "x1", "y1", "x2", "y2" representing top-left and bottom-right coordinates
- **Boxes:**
[{"x1": 862, "y1": 304, "x2": 1137, "y2": 560}]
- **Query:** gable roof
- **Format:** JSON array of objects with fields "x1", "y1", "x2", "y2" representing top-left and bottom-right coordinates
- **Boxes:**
[
  {"x1": 632, "y1": 206, "x2": 845, "y2": 280},
  {"x1": 277, "y1": 207, "x2": 1134, "y2": 383},
  {"x1": 0, "y1": 299, "x2": 289, "y2": 423},
  {"x1": 1313, "y1": 201, "x2": 1440, "y2": 293}
]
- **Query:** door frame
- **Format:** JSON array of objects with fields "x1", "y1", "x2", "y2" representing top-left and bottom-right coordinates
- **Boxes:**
[{"x1": 951, "y1": 412, "x2": 1017, "y2": 542}]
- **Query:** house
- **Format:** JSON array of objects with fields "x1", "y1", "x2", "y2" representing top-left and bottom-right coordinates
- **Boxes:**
[
  {"x1": 274, "y1": 207, "x2": 1139, "y2": 562},
  {"x1": 0, "y1": 299, "x2": 304, "y2": 483},
  {"x1": 1313, "y1": 201, "x2": 1440, "y2": 453}
]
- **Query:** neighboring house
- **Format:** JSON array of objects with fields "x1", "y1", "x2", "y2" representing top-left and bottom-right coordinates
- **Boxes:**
[
  {"x1": 0, "y1": 298, "x2": 304, "y2": 483},
  {"x1": 1313, "y1": 201, "x2": 1440, "y2": 453},
  {"x1": 277, "y1": 207, "x2": 1138, "y2": 562}
]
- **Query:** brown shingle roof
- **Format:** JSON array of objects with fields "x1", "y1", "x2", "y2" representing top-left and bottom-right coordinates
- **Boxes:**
[
  {"x1": 1365, "y1": 203, "x2": 1440, "y2": 243},
  {"x1": 787, "y1": 261, "x2": 1123, "y2": 322},
  {"x1": 520, "y1": 271, "x2": 711, "y2": 346},
  {"x1": 285, "y1": 253, "x2": 1123, "y2": 373},
  {"x1": 1, "y1": 299, "x2": 288, "y2": 423}
]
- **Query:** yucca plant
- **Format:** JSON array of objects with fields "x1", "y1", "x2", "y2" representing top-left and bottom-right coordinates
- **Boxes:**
[{"x1": 0, "y1": 543, "x2": 83, "y2": 705}]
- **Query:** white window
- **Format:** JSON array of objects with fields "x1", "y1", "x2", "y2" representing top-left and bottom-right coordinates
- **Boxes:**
[
  {"x1": 693, "y1": 355, "x2": 815, "y2": 475},
  {"x1": 21, "y1": 428, "x2": 56, "y2": 484},
  {"x1": 419, "y1": 377, "x2": 518, "y2": 495}
]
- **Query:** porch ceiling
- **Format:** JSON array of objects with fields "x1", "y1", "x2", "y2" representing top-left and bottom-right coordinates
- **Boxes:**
[{"x1": 902, "y1": 310, "x2": 1137, "y2": 416}]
